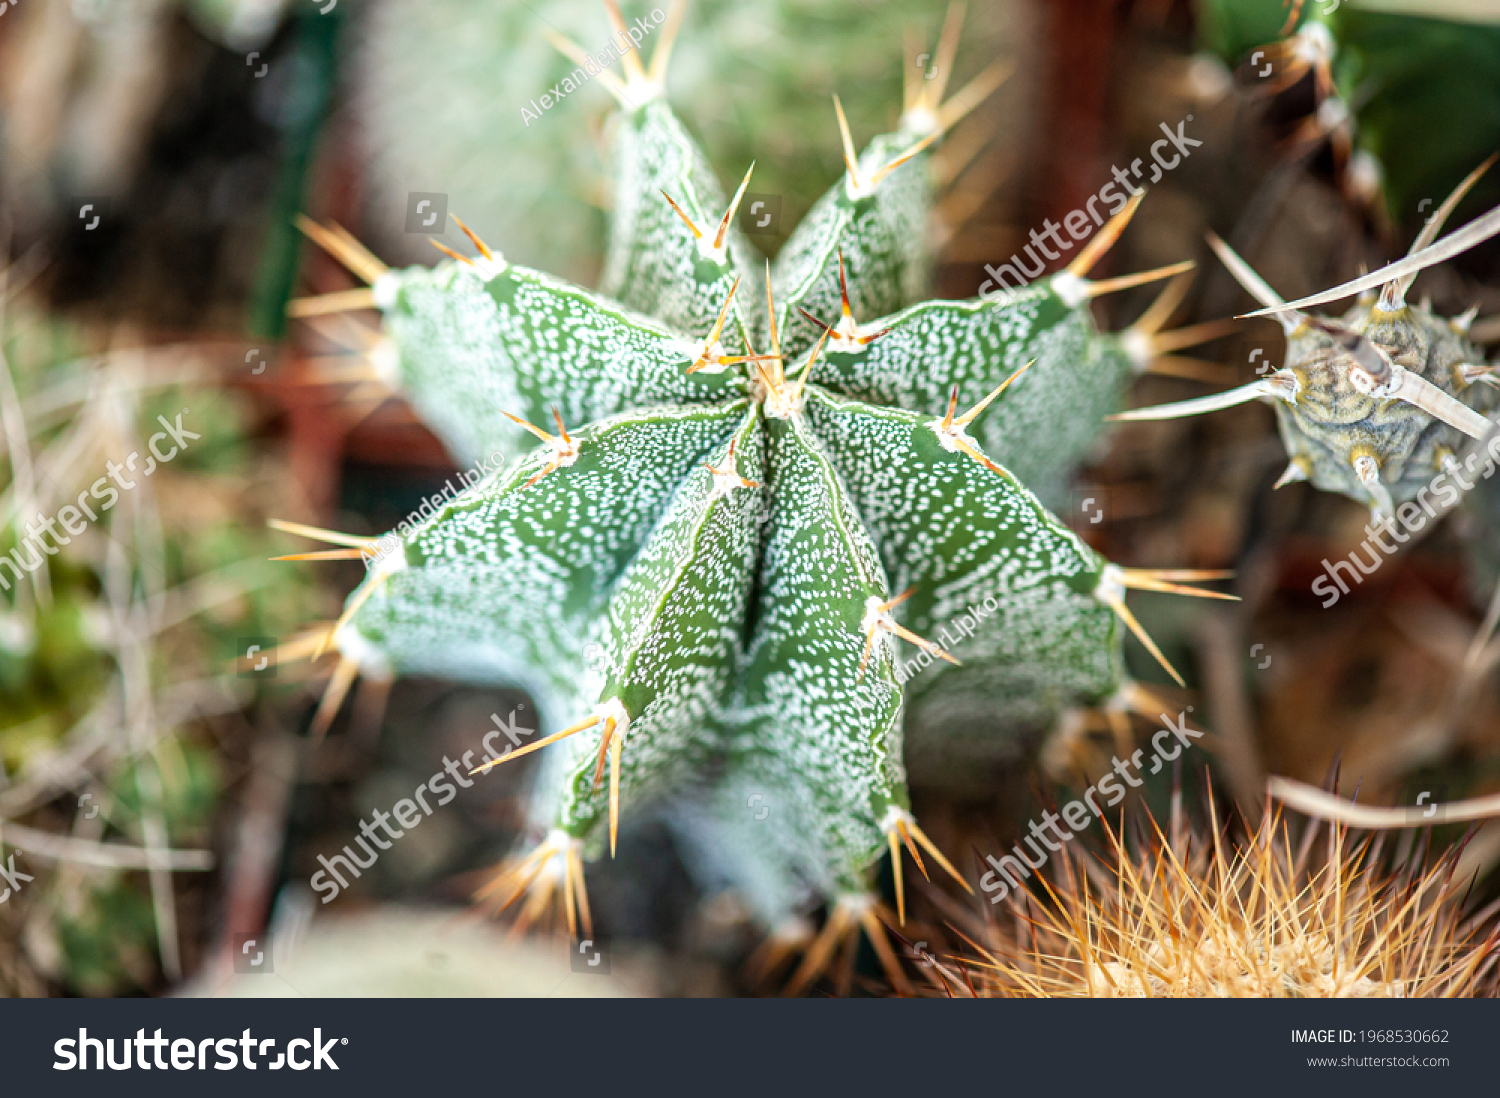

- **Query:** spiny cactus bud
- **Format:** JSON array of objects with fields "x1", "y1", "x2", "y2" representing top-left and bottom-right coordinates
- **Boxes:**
[{"x1": 1114, "y1": 164, "x2": 1500, "y2": 520}]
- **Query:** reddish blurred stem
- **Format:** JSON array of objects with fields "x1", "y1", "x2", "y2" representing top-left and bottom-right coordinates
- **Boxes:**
[{"x1": 1034, "y1": 0, "x2": 1118, "y2": 277}]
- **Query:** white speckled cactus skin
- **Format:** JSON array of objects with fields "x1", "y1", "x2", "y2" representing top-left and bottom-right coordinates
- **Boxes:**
[{"x1": 303, "y1": 4, "x2": 1219, "y2": 944}]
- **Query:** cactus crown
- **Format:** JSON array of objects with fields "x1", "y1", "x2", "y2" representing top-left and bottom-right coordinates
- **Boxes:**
[{"x1": 278, "y1": 0, "x2": 1232, "y2": 983}]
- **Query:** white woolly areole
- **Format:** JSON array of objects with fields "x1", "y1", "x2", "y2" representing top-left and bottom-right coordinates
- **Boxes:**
[
  {"x1": 594, "y1": 696, "x2": 632, "y2": 743},
  {"x1": 768, "y1": 915, "x2": 815, "y2": 946},
  {"x1": 1185, "y1": 54, "x2": 1232, "y2": 102},
  {"x1": 538, "y1": 829, "x2": 576, "y2": 882},
  {"x1": 1052, "y1": 706, "x2": 1089, "y2": 742},
  {"x1": 834, "y1": 892, "x2": 877, "y2": 916},
  {"x1": 685, "y1": 338, "x2": 731, "y2": 374},
  {"x1": 707, "y1": 471, "x2": 746, "y2": 501},
  {"x1": 1040, "y1": 706, "x2": 1090, "y2": 775},
  {"x1": 544, "y1": 433, "x2": 582, "y2": 471},
  {"x1": 843, "y1": 169, "x2": 878, "y2": 203},
  {"x1": 368, "y1": 335, "x2": 401, "y2": 387},
  {"x1": 1316, "y1": 96, "x2": 1349, "y2": 131},
  {"x1": 828, "y1": 315, "x2": 871, "y2": 354},
  {"x1": 0, "y1": 611, "x2": 35, "y2": 654},
  {"x1": 544, "y1": 827, "x2": 578, "y2": 851},
  {"x1": 694, "y1": 234, "x2": 729, "y2": 265},
  {"x1": 472, "y1": 254, "x2": 508, "y2": 281},
  {"x1": 861, "y1": 594, "x2": 894, "y2": 638},
  {"x1": 764, "y1": 378, "x2": 805, "y2": 420},
  {"x1": 1051, "y1": 271, "x2": 1089, "y2": 309},
  {"x1": 372, "y1": 546, "x2": 409, "y2": 580},
  {"x1": 1296, "y1": 22, "x2": 1335, "y2": 65},
  {"x1": 335, "y1": 625, "x2": 394, "y2": 682},
  {"x1": 372, "y1": 272, "x2": 401, "y2": 310},
  {"x1": 1102, "y1": 680, "x2": 1139, "y2": 714},
  {"x1": 927, "y1": 415, "x2": 978, "y2": 457},
  {"x1": 899, "y1": 105, "x2": 940, "y2": 139},
  {"x1": 707, "y1": 457, "x2": 755, "y2": 502},
  {"x1": 1119, "y1": 327, "x2": 1154, "y2": 370},
  {"x1": 859, "y1": 595, "x2": 900, "y2": 666},
  {"x1": 1347, "y1": 150, "x2": 1383, "y2": 202},
  {"x1": 619, "y1": 74, "x2": 664, "y2": 114},
  {"x1": 878, "y1": 804, "x2": 914, "y2": 835},
  {"x1": 351, "y1": 548, "x2": 409, "y2": 621},
  {"x1": 1094, "y1": 563, "x2": 1126, "y2": 607}
]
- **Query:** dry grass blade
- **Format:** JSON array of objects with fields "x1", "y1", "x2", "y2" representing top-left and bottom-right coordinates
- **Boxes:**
[{"x1": 1268, "y1": 776, "x2": 1500, "y2": 829}]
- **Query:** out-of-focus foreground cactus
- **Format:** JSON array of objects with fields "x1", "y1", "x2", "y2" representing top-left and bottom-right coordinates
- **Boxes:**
[{"x1": 958, "y1": 801, "x2": 1498, "y2": 998}]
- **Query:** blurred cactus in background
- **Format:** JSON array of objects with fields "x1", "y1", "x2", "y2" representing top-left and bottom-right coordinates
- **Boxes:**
[
  {"x1": 351, "y1": 0, "x2": 1022, "y2": 281},
  {"x1": 1196, "y1": 0, "x2": 1500, "y2": 227}
]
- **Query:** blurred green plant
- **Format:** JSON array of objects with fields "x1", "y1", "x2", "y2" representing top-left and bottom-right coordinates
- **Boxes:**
[
  {"x1": 1196, "y1": 0, "x2": 1500, "y2": 225},
  {"x1": 0, "y1": 295, "x2": 308, "y2": 995},
  {"x1": 353, "y1": 0, "x2": 1015, "y2": 280}
]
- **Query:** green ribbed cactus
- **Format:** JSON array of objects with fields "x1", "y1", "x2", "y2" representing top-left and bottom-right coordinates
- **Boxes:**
[{"x1": 281, "y1": 1, "x2": 1226, "y2": 992}]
